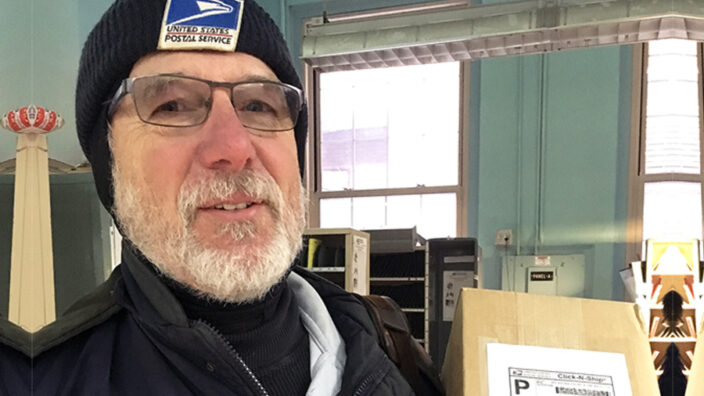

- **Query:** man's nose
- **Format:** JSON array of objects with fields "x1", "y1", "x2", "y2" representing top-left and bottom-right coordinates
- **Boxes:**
[{"x1": 195, "y1": 90, "x2": 256, "y2": 172}]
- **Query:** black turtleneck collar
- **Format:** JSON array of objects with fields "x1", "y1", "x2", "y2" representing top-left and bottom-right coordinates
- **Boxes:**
[
  {"x1": 164, "y1": 277, "x2": 286, "y2": 334},
  {"x1": 160, "y1": 263, "x2": 311, "y2": 394}
]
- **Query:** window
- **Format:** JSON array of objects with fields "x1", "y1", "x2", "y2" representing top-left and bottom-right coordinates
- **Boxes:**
[
  {"x1": 307, "y1": 62, "x2": 466, "y2": 239},
  {"x1": 644, "y1": 40, "x2": 701, "y2": 176},
  {"x1": 629, "y1": 39, "x2": 704, "y2": 254}
]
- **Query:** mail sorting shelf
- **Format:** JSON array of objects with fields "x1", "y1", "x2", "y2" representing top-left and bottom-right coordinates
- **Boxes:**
[
  {"x1": 369, "y1": 247, "x2": 428, "y2": 346},
  {"x1": 300, "y1": 228, "x2": 427, "y2": 347}
]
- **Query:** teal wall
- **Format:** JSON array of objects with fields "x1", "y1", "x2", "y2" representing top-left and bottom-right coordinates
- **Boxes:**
[
  {"x1": 474, "y1": 47, "x2": 632, "y2": 300},
  {"x1": 0, "y1": 0, "x2": 32, "y2": 162},
  {"x1": 267, "y1": 0, "x2": 635, "y2": 301},
  {"x1": 37, "y1": 0, "x2": 114, "y2": 166}
]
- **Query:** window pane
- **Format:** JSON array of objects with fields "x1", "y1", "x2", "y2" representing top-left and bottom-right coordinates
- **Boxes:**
[
  {"x1": 646, "y1": 82, "x2": 699, "y2": 117},
  {"x1": 645, "y1": 39, "x2": 701, "y2": 174},
  {"x1": 648, "y1": 39, "x2": 698, "y2": 58},
  {"x1": 352, "y1": 196, "x2": 386, "y2": 230},
  {"x1": 319, "y1": 198, "x2": 352, "y2": 228},
  {"x1": 320, "y1": 193, "x2": 456, "y2": 238},
  {"x1": 642, "y1": 182, "x2": 703, "y2": 240},
  {"x1": 319, "y1": 63, "x2": 460, "y2": 191}
]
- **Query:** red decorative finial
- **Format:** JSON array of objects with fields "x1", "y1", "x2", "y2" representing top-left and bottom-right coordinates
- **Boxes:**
[{"x1": 2, "y1": 105, "x2": 64, "y2": 134}]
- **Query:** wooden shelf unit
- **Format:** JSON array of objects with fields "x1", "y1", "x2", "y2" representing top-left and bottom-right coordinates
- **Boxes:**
[{"x1": 301, "y1": 228, "x2": 370, "y2": 295}]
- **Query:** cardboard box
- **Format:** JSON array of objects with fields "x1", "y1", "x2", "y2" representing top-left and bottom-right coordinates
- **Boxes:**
[{"x1": 441, "y1": 288, "x2": 659, "y2": 395}]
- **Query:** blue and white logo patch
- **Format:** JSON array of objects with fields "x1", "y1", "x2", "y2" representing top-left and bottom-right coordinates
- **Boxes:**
[{"x1": 158, "y1": 0, "x2": 243, "y2": 51}]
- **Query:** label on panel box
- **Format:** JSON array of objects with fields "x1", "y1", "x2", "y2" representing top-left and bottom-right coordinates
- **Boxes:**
[
  {"x1": 530, "y1": 271, "x2": 554, "y2": 281},
  {"x1": 443, "y1": 255, "x2": 475, "y2": 264},
  {"x1": 534, "y1": 256, "x2": 551, "y2": 266}
]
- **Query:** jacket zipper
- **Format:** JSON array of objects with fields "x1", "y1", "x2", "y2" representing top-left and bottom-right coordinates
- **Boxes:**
[
  {"x1": 351, "y1": 365, "x2": 387, "y2": 396},
  {"x1": 193, "y1": 319, "x2": 270, "y2": 396}
]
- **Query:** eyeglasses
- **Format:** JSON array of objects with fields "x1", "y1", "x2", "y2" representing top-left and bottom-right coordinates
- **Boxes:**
[{"x1": 107, "y1": 73, "x2": 304, "y2": 132}]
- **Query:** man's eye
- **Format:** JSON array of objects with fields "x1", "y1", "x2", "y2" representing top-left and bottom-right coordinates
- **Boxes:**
[
  {"x1": 149, "y1": 97, "x2": 204, "y2": 118},
  {"x1": 153, "y1": 100, "x2": 183, "y2": 114},
  {"x1": 241, "y1": 100, "x2": 275, "y2": 113}
]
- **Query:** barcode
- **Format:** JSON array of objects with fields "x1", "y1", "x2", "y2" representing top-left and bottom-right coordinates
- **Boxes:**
[{"x1": 555, "y1": 387, "x2": 611, "y2": 396}]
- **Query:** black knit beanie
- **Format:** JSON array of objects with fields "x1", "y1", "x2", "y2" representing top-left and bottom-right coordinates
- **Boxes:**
[{"x1": 75, "y1": 0, "x2": 307, "y2": 214}]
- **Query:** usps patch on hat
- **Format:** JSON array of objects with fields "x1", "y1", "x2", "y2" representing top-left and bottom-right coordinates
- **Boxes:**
[{"x1": 158, "y1": 0, "x2": 244, "y2": 51}]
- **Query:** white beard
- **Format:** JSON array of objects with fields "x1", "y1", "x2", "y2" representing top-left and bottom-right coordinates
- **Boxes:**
[{"x1": 112, "y1": 164, "x2": 307, "y2": 303}]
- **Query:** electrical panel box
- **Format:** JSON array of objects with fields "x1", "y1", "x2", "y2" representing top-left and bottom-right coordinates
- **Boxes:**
[{"x1": 501, "y1": 255, "x2": 585, "y2": 297}]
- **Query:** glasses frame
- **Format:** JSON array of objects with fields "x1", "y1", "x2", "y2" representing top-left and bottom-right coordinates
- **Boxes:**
[{"x1": 107, "y1": 73, "x2": 305, "y2": 132}]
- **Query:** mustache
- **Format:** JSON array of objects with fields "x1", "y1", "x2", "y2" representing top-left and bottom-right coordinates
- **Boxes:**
[{"x1": 177, "y1": 170, "x2": 283, "y2": 226}]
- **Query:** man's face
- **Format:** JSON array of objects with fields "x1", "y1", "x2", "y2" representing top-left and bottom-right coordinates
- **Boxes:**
[{"x1": 109, "y1": 51, "x2": 306, "y2": 302}]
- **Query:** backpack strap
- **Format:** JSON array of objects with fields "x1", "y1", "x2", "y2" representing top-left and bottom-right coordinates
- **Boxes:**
[
  {"x1": 356, "y1": 294, "x2": 445, "y2": 395},
  {"x1": 361, "y1": 295, "x2": 423, "y2": 391}
]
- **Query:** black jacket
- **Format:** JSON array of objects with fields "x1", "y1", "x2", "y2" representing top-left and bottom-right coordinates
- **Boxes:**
[
  {"x1": 0, "y1": 319, "x2": 31, "y2": 396},
  {"x1": 31, "y1": 243, "x2": 413, "y2": 395}
]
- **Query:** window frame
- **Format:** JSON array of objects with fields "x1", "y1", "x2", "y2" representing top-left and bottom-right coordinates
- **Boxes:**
[
  {"x1": 626, "y1": 41, "x2": 704, "y2": 263},
  {"x1": 304, "y1": 61, "x2": 470, "y2": 238}
]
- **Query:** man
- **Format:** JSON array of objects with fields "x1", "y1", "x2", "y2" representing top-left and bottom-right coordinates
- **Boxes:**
[{"x1": 32, "y1": 0, "x2": 414, "y2": 394}]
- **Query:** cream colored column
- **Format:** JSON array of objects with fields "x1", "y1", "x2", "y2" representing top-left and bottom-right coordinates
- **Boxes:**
[{"x1": 8, "y1": 133, "x2": 56, "y2": 332}]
